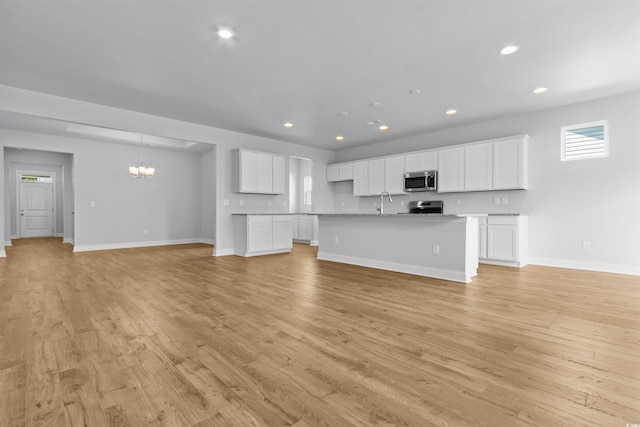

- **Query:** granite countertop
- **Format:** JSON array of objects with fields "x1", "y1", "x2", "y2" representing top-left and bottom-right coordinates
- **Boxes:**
[{"x1": 232, "y1": 212, "x2": 522, "y2": 216}]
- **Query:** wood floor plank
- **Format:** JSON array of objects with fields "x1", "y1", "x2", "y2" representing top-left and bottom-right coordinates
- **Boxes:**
[{"x1": 1, "y1": 237, "x2": 638, "y2": 426}]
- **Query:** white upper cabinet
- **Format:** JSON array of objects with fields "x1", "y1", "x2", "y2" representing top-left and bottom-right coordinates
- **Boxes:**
[
  {"x1": 464, "y1": 142, "x2": 493, "y2": 191},
  {"x1": 437, "y1": 146, "x2": 465, "y2": 192},
  {"x1": 353, "y1": 161, "x2": 369, "y2": 196},
  {"x1": 438, "y1": 135, "x2": 528, "y2": 193},
  {"x1": 404, "y1": 150, "x2": 438, "y2": 173},
  {"x1": 272, "y1": 155, "x2": 285, "y2": 194},
  {"x1": 237, "y1": 149, "x2": 285, "y2": 194},
  {"x1": 367, "y1": 158, "x2": 385, "y2": 195},
  {"x1": 493, "y1": 136, "x2": 528, "y2": 190},
  {"x1": 326, "y1": 162, "x2": 354, "y2": 182},
  {"x1": 384, "y1": 155, "x2": 406, "y2": 195}
]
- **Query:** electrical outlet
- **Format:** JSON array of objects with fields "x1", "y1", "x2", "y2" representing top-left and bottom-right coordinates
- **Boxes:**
[
  {"x1": 90, "y1": 201, "x2": 96, "y2": 208},
  {"x1": 432, "y1": 244, "x2": 440, "y2": 255},
  {"x1": 400, "y1": 200, "x2": 405, "y2": 207},
  {"x1": 456, "y1": 199, "x2": 461, "y2": 206},
  {"x1": 143, "y1": 229, "x2": 149, "y2": 235},
  {"x1": 239, "y1": 199, "x2": 244, "y2": 206},
  {"x1": 582, "y1": 240, "x2": 591, "y2": 250},
  {"x1": 501, "y1": 197, "x2": 509, "y2": 205},
  {"x1": 223, "y1": 199, "x2": 229, "y2": 206},
  {"x1": 340, "y1": 201, "x2": 345, "y2": 207},
  {"x1": 268, "y1": 200, "x2": 273, "y2": 206},
  {"x1": 493, "y1": 197, "x2": 501, "y2": 205},
  {"x1": 334, "y1": 236, "x2": 339, "y2": 244}
]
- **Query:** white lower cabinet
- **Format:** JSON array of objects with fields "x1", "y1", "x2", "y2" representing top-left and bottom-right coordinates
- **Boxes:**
[
  {"x1": 233, "y1": 215, "x2": 293, "y2": 257},
  {"x1": 478, "y1": 215, "x2": 528, "y2": 267}
]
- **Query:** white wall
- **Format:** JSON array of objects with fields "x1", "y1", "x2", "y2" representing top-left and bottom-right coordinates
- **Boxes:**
[
  {"x1": 332, "y1": 91, "x2": 640, "y2": 275},
  {"x1": 1, "y1": 129, "x2": 203, "y2": 250},
  {"x1": 0, "y1": 85, "x2": 336, "y2": 255},
  {"x1": 4, "y1": 148, "x2": 73, "y2": 242},
  {"x1": 200, "y1": 148, "x2": 216, "y2": 244}
]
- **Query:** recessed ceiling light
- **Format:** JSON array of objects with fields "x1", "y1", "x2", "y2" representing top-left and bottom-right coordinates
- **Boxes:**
[
  {"x1": 379, "y1": 125, "x2": 389, "y2": 131},
  {"x1": 370, "y1": 102, "x2": 381, "y2": 108},
  {"x1": 339, "y1": 111, "x2": 350, "y2": 117},
  {"x1": 446, "y1": 109, "x2": 457, "y2": 116},
  {"x1": 217, "y1": 27, "x2": 234, "y2": 39},
  {"x1": 409, "y1": 89, "x2": 421, "y2": 95},
  {"x1": 533, "y1": 87, "x2": 548, "y2": 94},
  {"x1": 365, "y1": 120, "x2": 383, "y2": 126},
  {"x1": 500, "y1": 45, "x2": 519, "y2": 55},
  {"x1": 284, "y1": 122, "x2": 293, "y2": 128},
  {"x1": 335, "y1": 135, "x2": 344, "y2": 141}
]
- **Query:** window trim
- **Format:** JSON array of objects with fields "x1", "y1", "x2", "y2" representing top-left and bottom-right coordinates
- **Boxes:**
[{"x1": 560, "y1": 120, "x2": 609, "y2": 162}]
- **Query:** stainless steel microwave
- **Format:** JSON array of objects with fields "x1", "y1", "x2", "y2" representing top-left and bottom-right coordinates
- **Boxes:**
[{"x1": 404, "y1": 170, "x2": 437, "y2": 192}]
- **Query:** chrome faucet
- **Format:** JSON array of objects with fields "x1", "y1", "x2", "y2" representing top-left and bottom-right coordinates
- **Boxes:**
[{"x1": 378, "y1": 191, "x2": 392, "y2": 214}]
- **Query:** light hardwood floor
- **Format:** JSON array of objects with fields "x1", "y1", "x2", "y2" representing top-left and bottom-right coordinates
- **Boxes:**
[{"x1": 0, "y1": 237, "x2": 638, "y2": 426}]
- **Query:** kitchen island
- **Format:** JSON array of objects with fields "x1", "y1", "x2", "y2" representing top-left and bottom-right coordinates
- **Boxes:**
[{"x1": 316, "y1": 214, "x2": 480, "y2": 283}]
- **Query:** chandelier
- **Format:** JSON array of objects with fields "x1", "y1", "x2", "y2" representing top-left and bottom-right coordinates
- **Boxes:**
[{"x1": 129, "y1": 134, "x2": 155, "y2": 179}]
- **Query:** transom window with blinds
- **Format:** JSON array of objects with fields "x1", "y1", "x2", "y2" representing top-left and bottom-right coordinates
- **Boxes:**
[{"x1": 561, "y1": 120, "x2": 609, "y2": 161}]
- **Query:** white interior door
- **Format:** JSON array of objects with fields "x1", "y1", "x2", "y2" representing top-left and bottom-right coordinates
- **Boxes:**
[{"x1": 19, "y1": 182, "x2": 54, "y2": 238}]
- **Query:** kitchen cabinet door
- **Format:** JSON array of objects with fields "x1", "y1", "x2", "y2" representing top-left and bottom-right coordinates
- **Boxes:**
[
  {"x1": 272, "y1": 155, "x2": 285, "y2": 194},
  {"x1": 339, "y1": 163, "x2": 353, "y2": 181},
  {"x1": 239, "y1": 150, "x2": 257, "y2": 193},
  {"x1": 405, "y1": 150, "x2": 438, "y2": 173},
  {"x1": 255, "y1": 152, "x2": 273, "y2": 194},
  {"x1": 326, "y1": 164, "x2": 340, "y2": 182},
  {"x1": 272, "y1": 216, "x2": 293, "y2": 250},
  {"x1": 437, "y1": 146, "x2": 465, "y2": 192},
  {"x1": 384, "y1": 155, "x2": 405, "y2": 195},
  {"x1": 493, "y1": 136, "x2": 528, "y2": 190},
  {"x1": 368, "y1": 158, "x2": 385, "y2": 195},
  {"x1": 247, "y1": 216, "x2": 273, "y2": 253},
  {"x1": 353, "y1": 161, "x2": 369, "y2": 196},
  {"x1": 487, "y1": 224, "x2": 518, "y2": 262},
  {"x1": 464, "y1": 142, "x2": 493, "y2": 191}
]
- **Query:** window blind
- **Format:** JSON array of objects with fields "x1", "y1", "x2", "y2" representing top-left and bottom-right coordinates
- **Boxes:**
[{"x1": 561, "y1": 121, "x2": 608, "y2": 161}]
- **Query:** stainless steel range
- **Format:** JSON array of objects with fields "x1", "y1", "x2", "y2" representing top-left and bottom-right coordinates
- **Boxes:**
[{"x1": 408, "y1": 200, "x2": 444, "y2": 214}]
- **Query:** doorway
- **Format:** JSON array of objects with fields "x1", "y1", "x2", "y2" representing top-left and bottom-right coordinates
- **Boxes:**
[{"x1": 17, "y1": 172, "x2": 55, "y2": 238}]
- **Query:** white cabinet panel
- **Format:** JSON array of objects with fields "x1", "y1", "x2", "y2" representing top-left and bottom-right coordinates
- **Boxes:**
[
  {"x1": 339, "y1": 163, "x2": 353, "y2": 181},
  {"x1": 353, "y1": 161, "x2": 369, "y2": 196},
  {"x1": 368, "y1": 158, "x2": 385, "y2": 195},
  {"x1": 464, "y1": 142, "x2": 493, "y2": 191},
  {"x1": 405, "y1": 150, "x2": 438, "y2": 173},
  {"x1": 479, "y1": 215, "x2": 528, "y2": 267},
  {"x1": 272, "y1": 155, "x2": 285, "y2": 194},
  {"x1": 235, "y1": 215, "x2": 293, "y2": 256},
  {"x1": 326, "y1": 165, "x2": 340, "y2": 182},
  {"x1": 438, "y1": 146, "x2": 465, "y2": 192},
  {"x1": 248, "y1": 220, "x2": 272, "y2": 253},
  {"x1": 237, "y1": 149, "x2": 285, "y2": 194},
  {"x1": 255, "y1": 153, "x2": 273, "y2": 194},
  {"x1": 239, "y1": 150, "x2": 257, "y2": 193},
  {"x1": 384, "y1": 156, "x2": 405, "y2": 195},
  {"x1": 272, "y1": 216, "x2": 293, "y2": 250},
  {"x1": 493, "y1": 136, "x2": 528, "y2": 190},
  {"x1": 487, "y1": 225, "x2": 518, "y2": 262}
]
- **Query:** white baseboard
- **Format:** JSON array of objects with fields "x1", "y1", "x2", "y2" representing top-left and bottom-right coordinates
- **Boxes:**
[
  {"x1": 4, "y1": 240, "x2": 12, "y2": 247},
  {"x1": 199, "y1": 238, "x2": 215, "y2": 245},
  {"x1": 0, "y1": 249, "x2": 6, "y2": 257},
  {"x1": 317, "y1": 252, "x2": 473, "y2": 283},
  {"x1": 63, "y1": 238, "x2": 74, "y2": 244},
  {"x1": 10, "y1": 234, "x2": 18, "y2": 240},
  {"x1": 310, "y1": 239, "x2": 319, "y2": 247},
  {"x1": 528, "y1": 257, "x2": 640, "y2": 276},
  {"x1": 213, "y1": 248, "x2": 234, "y2": 257},
  {"x1": 73, "y1": 238, "x2": 203, "y2": 253},
  {"x1": 55, "y1": 233, "x2": 64, "y2": 237}
]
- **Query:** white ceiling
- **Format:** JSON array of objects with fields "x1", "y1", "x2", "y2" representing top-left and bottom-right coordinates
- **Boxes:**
[{"x1": 1, "y1": 0, "x2": 639, "y2": 151}]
